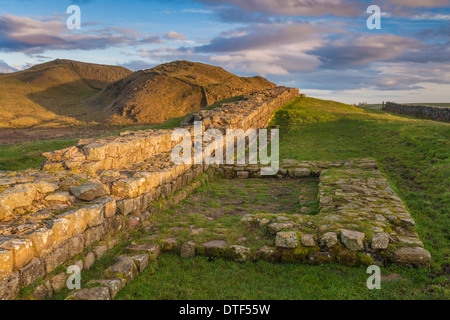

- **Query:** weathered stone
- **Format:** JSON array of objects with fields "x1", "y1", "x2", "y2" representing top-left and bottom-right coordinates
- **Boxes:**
[
  {"x1": 43, "y1": 242, "x2": 68, "y2": 273},
  {"x1": 236, "y1": 171, "x2": 249, "y2": 179},
  {"x1": 89, "y1": 279, "x2": 125, "y2": 299},
  {"x1": 127, "y1": 216, "x2": 141, "y2": 229},
  {"x1": 106, "y1": 256, "x2": 138, "y2": 283},
  {"x1": 32, "y1": 284, "x2": 49, "y2": 300},
  {"x1": 45, "y1": 191, "x2": 71, "y2": 202},
  {"x1": 161, "y1": 238, "x2": 179, "y2": 252},
  {"x1": 131, "y1": 254, "x2": 149, "y2": 272},
  {"x1": 275, "y1": 232, "x2": 298, "y2": 249},
  {"x1": 371, "y1": 233, "x2": 390, "y2": 250},
  {"x1": 48, "y1": 218, "x2": 72, "y2": 247},
  {"x1": 116, "y1": 198, "x2": 139, "y2": 216},
  {"x1": 0, "y1": 238, "x2": 35, "y2": 270},
  {"x1": 228, "y1": 245, "x2": 251, "y2": 262},
  {"x1": 68, "y1": 259, "x2": 83, "y2": 274},
  {"x1": 72, "y1": 287, "x2": 111, "y2": 300},
  {"x1": 308, "y1": 252, "x2": 333, "y2": 264},
  {"x1": 84, "y1": 252, "x2": 95, "y2": 270},
  {"x1": 95, "y1": 197, "x2": 116, "y2": 218},
  {"x1": 84, "y1": 224, "x2": 106, "y2": 246},
  {"x1": 397, "y1": 236, "x2": 424, "y2": 247},
  {"x1": 191, "y1": 228, "x2": 205, "y2": 235},
  {"x1": 70, "y1": 182, "x2": 109, "y2": 201},
  {"x1": 126, "y1": 244, "x2": 160, "y2": 261},
  {"x1": 255, "y1": 246, "x2": 280, "y2": 262},
  {"x1": 200, "y1": 240, "x2": 227, "y2": 256},
  {"x1": 291, "y1": 168, "x2": 311, "y2": 177},
  {"x1": 391, "y1": 247, "x2": 431, "y2": 268},
  {"x1": 0, "y1": 184, "x2": 37, "y2": 219},
  {"x1": 19, "y1": 258, "x2": 45, "y2": 287},
  {"x1": 268, "y1": 222, "x2": 294, "y2": 234},
  {"x1": 68, "y1": 235, "x2": 85, "y2": 257},
  {"x1": 85, "y1": 204, "x2": 104, "y2": 228},
  {"x1": 321, "y1": 232, "x2": 338, "y2": 248},
  {"x1": 0, "y1": 272, "x2": 19, "y2": 300},
  {"x1": 301, "y1": 234, "x2": 316, "y2": 247},
  {"x1": 340, "y1": 229, "x2": 365, "y2": 251},
  {"x1": 0, "y1": 248, "x2": 13, "y2": 281},
  {"x1": 26, "y1": 228, "x2": 55, "y2": 258},
  {"x1": 180, "y1": 241, "x2": 196, "y2": 258},
  {"x1": 93, "y1": 245, "x2": 107, "y2": 260},
  {"x1": 50, "y1": 273, "x2": 67, "y2": 292}
]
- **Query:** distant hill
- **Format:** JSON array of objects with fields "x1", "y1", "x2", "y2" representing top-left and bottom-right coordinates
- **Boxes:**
[
  {"x1": 88, "y1": 60, "x2": 276, "y2": 124},
  {"x1": 0, "y1": 59, "x2": 132, "y2": 128},
  {"x1": 0, "y1": 59, "x2": 275, "y2": 129}
]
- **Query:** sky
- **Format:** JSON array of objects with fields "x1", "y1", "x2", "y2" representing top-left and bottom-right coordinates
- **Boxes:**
[{"x1": 0, "y1": 0, "x2": 449, "y2": 104}]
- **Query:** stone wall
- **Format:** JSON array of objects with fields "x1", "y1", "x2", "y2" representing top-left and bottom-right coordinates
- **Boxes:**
[
  {"x1": 0, "y1": 86, "x2": 299, "y2": 300},
  {"x1": 383, "y1": 102, "x2": 450, "y2": 122}
]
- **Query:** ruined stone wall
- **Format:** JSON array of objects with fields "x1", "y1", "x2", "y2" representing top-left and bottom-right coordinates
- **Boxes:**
[
  {"x1": 0, "y1": 86, "x2": 299, "y2": 299},
  {"x1": 383, "y1": 102, "x2": 450, "y2": 122}
]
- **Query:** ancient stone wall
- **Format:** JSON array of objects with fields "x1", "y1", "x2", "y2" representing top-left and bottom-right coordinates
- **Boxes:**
[
  {"x1": 0, "y1": 86, "x2": 299, "y2": 300},
  {"x1": 383, "y1": 102, "x2": 450, "y2": 122}
]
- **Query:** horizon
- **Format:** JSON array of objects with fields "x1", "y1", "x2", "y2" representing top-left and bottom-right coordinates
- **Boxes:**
[{"x1": 0, "y1": 0, "x2": 449, "y2": 104}]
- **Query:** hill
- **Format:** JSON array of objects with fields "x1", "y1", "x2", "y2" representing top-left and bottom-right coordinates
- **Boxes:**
[
  {"x1": 0, "y1": 59, "x2": 275, "y2": 128},
  {"x1": 88, "y1": 60, "x2": 276, "y2": 124},
  {"x1": 0, "y1": 59, "x2": 132, "y2": 128}
]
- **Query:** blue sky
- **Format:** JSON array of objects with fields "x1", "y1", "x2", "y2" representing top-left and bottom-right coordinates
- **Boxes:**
[{"x1": 0, "y1": 0, "x2": 449, "y2": 103}]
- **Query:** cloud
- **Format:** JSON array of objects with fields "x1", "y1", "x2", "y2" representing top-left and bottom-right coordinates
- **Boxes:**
[
  {"x1": 192, "y1": 22, "x2": 331, "y2": 75},
  {"x1": 196, "y1": 0, "x2": 363, "y2": 17},
  {"x1": 389, "y1": 0, "x2": 450, "y2": 8},
  {"x1": 0, "y1": 14, "x2": 163, "y2": 54},
  {"x1": 164, "y1": 31, "x2": 187, "y2": 40},
  {"x1": 196, "y1": 22, "x2": 328, "y2": 53},
  {"x1": 308, "y1": 34, "x2": 421, "y2": 69}
]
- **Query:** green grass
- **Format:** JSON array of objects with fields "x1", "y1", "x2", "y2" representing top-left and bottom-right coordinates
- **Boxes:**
[
  {"x1": 0, "y1": 139, "x2": 78, "y2": 171},
  {"x1": 115, "y1": 254, "x2": 446, "y2": 300},
  {"x1": 0, "y1": 117, "x2": 185, "y2": 171}
]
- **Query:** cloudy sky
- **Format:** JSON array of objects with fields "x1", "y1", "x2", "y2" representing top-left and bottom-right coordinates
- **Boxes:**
[{"x1": 0, "y1": 0, "x2": 449, "y2": 103}]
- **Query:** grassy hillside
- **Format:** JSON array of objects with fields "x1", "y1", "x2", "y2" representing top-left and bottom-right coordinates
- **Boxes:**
[
  {"x1": 0, "y1": 59, "x2": 132, "y2": 128},
  {"x1": 89, "y1": 60, "x2": 275, "y2": 125}
]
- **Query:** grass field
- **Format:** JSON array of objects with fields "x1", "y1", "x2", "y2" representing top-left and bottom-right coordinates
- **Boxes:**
[{"x1": 42, "y1": 96, "x2": 449, "y2": 300}]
